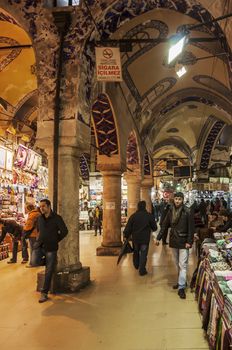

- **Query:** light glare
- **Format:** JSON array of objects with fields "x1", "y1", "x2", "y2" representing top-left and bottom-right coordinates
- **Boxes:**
[
  {"x1": 176, "y1": 66, "x2": 187, "y2": 78},
  {"x1": 168, "y1": 36, "x2": 186, "y2": 64}
]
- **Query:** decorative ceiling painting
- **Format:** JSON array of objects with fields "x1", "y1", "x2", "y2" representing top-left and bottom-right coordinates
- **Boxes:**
[
  {"x1": 200, "y1": 121, "x2": 225, "y2": 170},
  {"x1": 91, "y1": 93, "x2": 119, "y2": 156},
  {"x1": 0, "y1": 37, "x2": 21, "y2": 72},
  {"x1": 193, "y1": 75, "x2": 232, "y2": 101},
  {"x1": 143, "y1": 152, "x2": 151, "y2": 176},
  {"x1": 127, "y1": 131, "x2": 139, "y2": 165}
]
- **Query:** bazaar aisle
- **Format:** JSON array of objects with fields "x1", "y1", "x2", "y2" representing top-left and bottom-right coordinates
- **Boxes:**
[{"x1": 0, "y1": 231, "x2": 208, "y2": 350}]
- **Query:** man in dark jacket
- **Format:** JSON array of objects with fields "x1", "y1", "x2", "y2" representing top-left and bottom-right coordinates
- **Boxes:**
[
  {"x1": 156, "y1": 192, "x2": 195, "y2": 299},
  {"x1": 35, "y1": 199, "x2": 68, "y2": 303},
  {"x1": 123, "y1": 200, "x2": 157, "y2": 276}
]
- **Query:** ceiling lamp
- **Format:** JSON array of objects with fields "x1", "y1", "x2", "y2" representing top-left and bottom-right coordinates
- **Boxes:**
[
  {"x1": 168, "y1": 35, "x2": 188, "y2": 64},
  {"x1": 6, "y1": 125, "x2": 16, "y2": 135},
  {"x1": 175, "y1": 64, "x2": 187, "y2": 78},
  {"x1": 21, "y1": 134, "x2": 31, "y2": 142}
]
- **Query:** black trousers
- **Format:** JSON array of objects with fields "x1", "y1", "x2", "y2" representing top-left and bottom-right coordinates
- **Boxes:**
[{"x1": 133, "y1": 243, "x2": 149, "y2": 273}]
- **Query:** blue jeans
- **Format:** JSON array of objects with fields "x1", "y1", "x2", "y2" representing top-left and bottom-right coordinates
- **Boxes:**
[
  {"x1": 172, "y1": 248, "x2": 189, "y2": 289},
  {"x1": 41, "y1": 250, "x2": 57, "y2": 294},
  {"x1": 133, "y1": 243, "x2": 149, "y2": 273}
]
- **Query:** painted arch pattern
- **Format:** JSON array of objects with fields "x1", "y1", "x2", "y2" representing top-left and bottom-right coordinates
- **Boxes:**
[
  {"x1": 92, "y1": 93, "x2": 119, "y2": 156},
  {"x1": 80, "y1": 154, "x2": 90, "y2": 181},
  {"x1": 144, "y1": 152, "x2": 151, "y2": 176},
  {"x1": 200, "y1": 121, "x2": 225, "y2": 170},
  {"x1": 127, "y1": 132, "x2": 139, "y2": 165}
]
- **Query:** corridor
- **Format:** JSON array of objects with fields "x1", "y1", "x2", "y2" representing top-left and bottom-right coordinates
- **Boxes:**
[{"x1": 0, "y1": 231, "x2": 208, "y2": 350}]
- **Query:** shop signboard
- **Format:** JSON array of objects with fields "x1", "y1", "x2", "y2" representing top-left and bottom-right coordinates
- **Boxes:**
[
  {"x1": 6, "y1": 150, "x2": 13, "y2": 171},
  {"x1": 14, "y1": 144, "x2": 28, "y2": 168},
  {"x1": 0, "y1": 147, "x2": 6, "y2": 169},
  {"x1": 95, "y1": 47, "x2": 123, "y2": 82}
]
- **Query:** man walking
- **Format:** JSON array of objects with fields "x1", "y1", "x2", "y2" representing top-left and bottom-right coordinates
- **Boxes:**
[
  {"x1": 123, "y1": 201, "x2": 157, "y2": 276},
  {"x1": 35, "y1": 199, "x2": 68, "y2": 303},
  {"x1": 156, "y1": 192, "x2": 194, "y2": 299}
]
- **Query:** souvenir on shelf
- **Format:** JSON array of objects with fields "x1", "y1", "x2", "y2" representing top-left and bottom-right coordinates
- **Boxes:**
[
  {"x1": 14, "y1": 144, "x2": 28, "y2": 168},
  {"x1": 0, "y1": 147, "x2": 6, "y2": 169}
]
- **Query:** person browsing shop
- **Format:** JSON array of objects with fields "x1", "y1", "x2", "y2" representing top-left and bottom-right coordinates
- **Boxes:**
[
  {"x1": 34, "y1": 199, "x2": 68, "y2": 303},
  {"x1": 155, "y1": 192, "x2": 195, "y2": 299},
  {"x1": 22, "y1": 203, "x2": 41, "y2": 267}
]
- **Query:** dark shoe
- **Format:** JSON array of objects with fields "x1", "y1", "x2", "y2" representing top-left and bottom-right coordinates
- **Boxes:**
[
  {"x1": 139, "y1": 269, "x2": 148, "y2": 276},
  {"x1": 7, "y1": 260, "x2": 16, "y2": 264},
  {"x1": 21, "y1": 260, "x2": 28, "y2": 264},
  {"x1": 39, "y1": 293, "x2": 48, "y2": 303},
  {"x1": 162, "y1": 241, "x2": 168, "y2": 245},
  {"x1": 178, "y1": 289, "x2": 186, "y2": 299},
  {"x1": 173, "y1": 282, "x2": 187, "y2": 290}
]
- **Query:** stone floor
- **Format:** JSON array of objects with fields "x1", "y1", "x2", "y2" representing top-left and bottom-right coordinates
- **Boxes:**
[{"x1": 0, "y1": 231, "x2": 209, "y2": 350}]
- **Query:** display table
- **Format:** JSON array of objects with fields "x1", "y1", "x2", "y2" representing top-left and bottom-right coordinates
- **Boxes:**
[{"x1": 195, "y1": 233, "x2": 232, "y2": 349}]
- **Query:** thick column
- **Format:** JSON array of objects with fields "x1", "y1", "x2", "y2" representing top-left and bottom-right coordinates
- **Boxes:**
[
  {"x1": 57, "y1": 145, "x2": 82, "y2": 271},
  {"x1": 141, "y1": 178, "x2": 153, "y2": 213},
  {"x1": 96, "y1": 171, "x2": 122, "y2": 256},
  {"x1": 125, "y1": 174, "x2": 141, "y2": 218},
  {"x1": 36, "y1": 120, "x2": 91, "y2": 293}
]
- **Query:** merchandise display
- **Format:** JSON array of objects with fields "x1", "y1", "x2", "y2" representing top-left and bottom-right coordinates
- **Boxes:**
[
  {"x1": 195, "y1": 231, "x2": 232, "y2": 349},
  {"x1": 0, "y1": 243, "x2": 9, "y2": 261}
]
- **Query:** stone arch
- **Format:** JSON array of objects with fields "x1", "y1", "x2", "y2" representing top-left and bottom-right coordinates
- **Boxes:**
[
  {"x1": 153, "y1": 138, "x2": 193, "y2": 161},
  {"x1": 199, "y1": 121, "x2": 226, "y2": 170},
  {"x1": 91, "y1": 93, "x2": 120, "y2": 157},
  {"x1": 144, "y1": 88, "x2": 232, "y2": 139},
  {"x1": 0, "y1": 4, "x2": 59, "y2": 122}
]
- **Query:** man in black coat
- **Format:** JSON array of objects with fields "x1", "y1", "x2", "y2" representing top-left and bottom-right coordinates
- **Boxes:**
[
  {"x1": 35, "y1": 199, "x2": 68, "y2": 303},
  {"x1": 156, "y1": 192, "x2": 195, "y2": 299},
  {"x1": 123, "y1": 201, "x2": 157, "y2": 276}
]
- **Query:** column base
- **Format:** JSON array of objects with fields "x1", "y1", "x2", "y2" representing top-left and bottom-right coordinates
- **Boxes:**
[
  {"x1": 96, "y1": 245, "x2": 122, "y2": 256},
  {"x1": 37, "y1": 266, "x2": 90, "y2": 293}
]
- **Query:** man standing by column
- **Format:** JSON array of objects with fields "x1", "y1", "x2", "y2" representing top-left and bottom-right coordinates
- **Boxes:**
[
  {"x1": 156, "y1": 192, "x2": 194, "y2": 299},
  {"x1": 123, "y1": 200, "x2": 157, "y2": 276},
  {"x1": 35, "y1": 199, "x2": 68, "y2": 303}
]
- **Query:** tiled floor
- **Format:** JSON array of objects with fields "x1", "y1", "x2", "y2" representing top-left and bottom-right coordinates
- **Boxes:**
[{"x1": 0, "y1": 231, "x2": 209, "y2": 350}]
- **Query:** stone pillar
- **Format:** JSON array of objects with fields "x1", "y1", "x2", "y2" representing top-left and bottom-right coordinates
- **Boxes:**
[
  {"x1": 36, "y1": 119, "x2": 91, "y2": 293},
  {"x1": 125, "y1": 173, "x2": 141, "y2": 218},
  {"x1": 141, "y1": 178, "x2": 153, "y2": 213},
  {"x1": 96, "y1": 170, "x2": 122, "y2": 256},
  {"x1": 57, "y1": 145, "x2": 82, "y2": 272}
]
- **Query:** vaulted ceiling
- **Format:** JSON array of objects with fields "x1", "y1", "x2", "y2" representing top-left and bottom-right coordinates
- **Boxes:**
[
  {"x1": 0, "y1": 8, "x2": 37, "y2": 140},
  {"x1": 104, "y1": 6, "x2": 232, "y2": 164},
  {"x1": 0, "y1": 1, "x2": 232, "y2": 174}
]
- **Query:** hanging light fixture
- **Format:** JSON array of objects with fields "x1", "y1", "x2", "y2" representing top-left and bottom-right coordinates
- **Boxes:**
[{"x1": 6, "y1": 125, "x2": 17, "y2": 135}]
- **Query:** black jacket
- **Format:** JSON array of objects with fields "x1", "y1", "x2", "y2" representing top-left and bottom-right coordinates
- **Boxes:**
[
  {"x1": 157, "y1": 205, "x2": 195, "y2": 249},
  {"x1": 35, "y1": 212, "x2": 68, "y2": 252},
  {"x1": 0, "y1": 220, "x2": 22, "y2": 243},
  {"x1": 123, "y1": 209, "x2": 157, "y2": 244}
]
